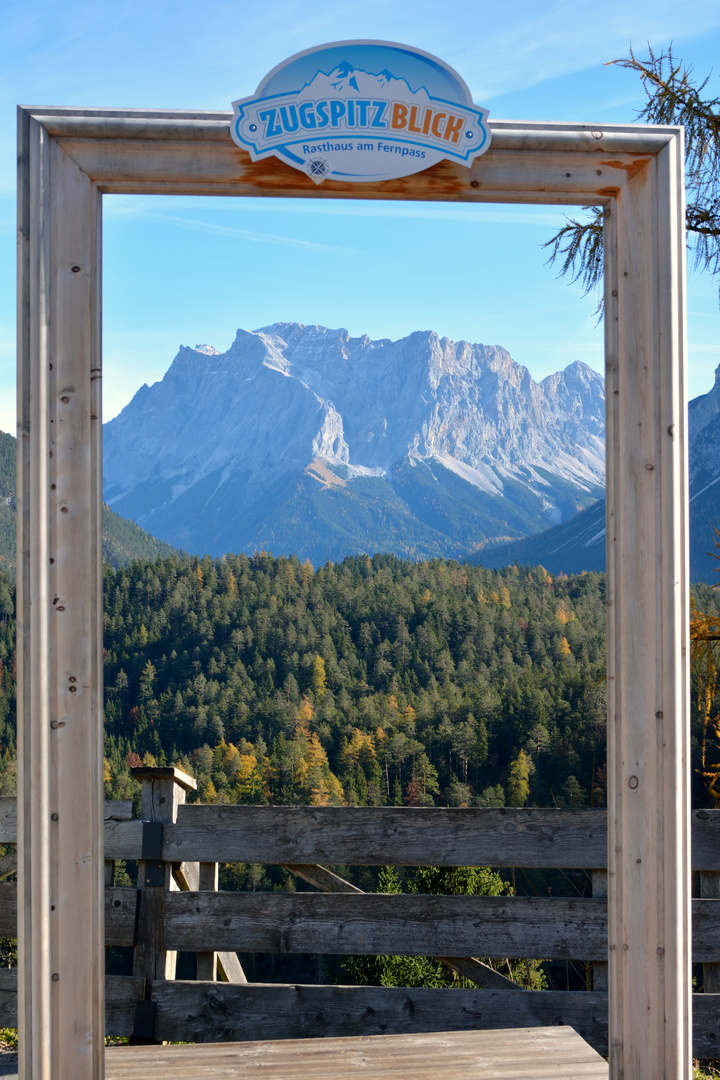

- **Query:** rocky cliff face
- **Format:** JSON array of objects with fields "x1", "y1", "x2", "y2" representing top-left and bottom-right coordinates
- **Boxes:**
[
  {"x1": 482, "y1": 363, "x2": 720, "y2": 582},
  {"x1": 103, "y1": 323, "x2": 605, "y2": 562}
]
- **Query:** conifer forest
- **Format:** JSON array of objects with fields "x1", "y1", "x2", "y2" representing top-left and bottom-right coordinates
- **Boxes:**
[{"x1": 0, "y1": 552, "x2": 716, "y2": 815}]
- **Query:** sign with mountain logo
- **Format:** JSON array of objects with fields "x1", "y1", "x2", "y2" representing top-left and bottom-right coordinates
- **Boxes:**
[{"x1": 231, "y1": 40, "x2": 491, "y2": 183}]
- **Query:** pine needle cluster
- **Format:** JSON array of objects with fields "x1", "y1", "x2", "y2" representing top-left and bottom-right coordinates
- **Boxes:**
[{"x1": 545, "y1": 45, "x2": 720, "y2": 305}]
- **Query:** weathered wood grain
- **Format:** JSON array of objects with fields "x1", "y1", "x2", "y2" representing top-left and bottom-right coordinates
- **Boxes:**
[
  {"x1": 105, "y1": 800, "x2": 134, "y2": 821},
  {"x1": 605, "y1": 125, "x2": 690, "y2": 1079},
  {"x1": 5, "y1": 800, "x2": 720, "y2": 869},
  {"x1": 160, "y1": 892, "x2": 720, "y2": 964},
  {"x1": 195, "y1": 862, "x2": 217, "y2": 982},
  {"x1": 105, "y1": 1026, "x2": 609, "y2": 1079},
  {"x1": 163, "y1": 892, "x2": 608, "y2": 960},
  {"x1": 149, "y1": 979, "x2": 610, "y2": 1056},
  {"x1": 168, "y1": 806, "x2": 609, "y2": 868},
  {"x1": 105, "y1": 887, "x2": 138, "y2": 947}
]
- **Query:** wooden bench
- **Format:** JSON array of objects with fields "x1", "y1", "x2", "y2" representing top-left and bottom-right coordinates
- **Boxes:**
[{"x1": 104, "y1": 1027, "x2": 608, "y2": 1079}]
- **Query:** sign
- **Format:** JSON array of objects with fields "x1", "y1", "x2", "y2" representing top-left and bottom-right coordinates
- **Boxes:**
[{"x1": 231, "y1": 40, "x2": 491, "y2": 183}]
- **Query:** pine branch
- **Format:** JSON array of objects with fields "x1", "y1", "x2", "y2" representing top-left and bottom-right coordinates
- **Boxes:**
[{"x1": 546, "y1": 44, "x2": 720, "y2": 307}]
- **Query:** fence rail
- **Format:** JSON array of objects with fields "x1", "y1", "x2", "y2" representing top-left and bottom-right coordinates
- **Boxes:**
[
  {"x1": 1, "y1": 769, "x2": 719, "y2": 1057},
  {"x1": 5, "y1": 797, "x2": 720, "y2": 869}
]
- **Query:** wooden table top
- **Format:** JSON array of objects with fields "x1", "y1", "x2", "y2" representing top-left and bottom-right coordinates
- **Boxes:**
[{"x1": 105, "y1": 1026, "x2": 608, "y2": 1079}]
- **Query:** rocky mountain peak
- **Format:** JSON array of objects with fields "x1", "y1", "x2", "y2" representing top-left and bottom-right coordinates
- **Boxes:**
[{"x1": 103, "y1": 322, "x2": 605, "y2": 563}]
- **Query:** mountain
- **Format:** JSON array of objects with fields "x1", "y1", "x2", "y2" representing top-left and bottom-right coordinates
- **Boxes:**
[
  {"x1": 480, "y1": 364, "x2": 720, "y2": 582},
  {"x1": 103, "y1": 323, "x2": 605, "y2": 564},
  {"x1": 0, "y1": 429, "x2": 181, "y2": 576}
]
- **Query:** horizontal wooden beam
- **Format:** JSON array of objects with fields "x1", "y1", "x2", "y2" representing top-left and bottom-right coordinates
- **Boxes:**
[
  {"x1": 151, "y1": 980, "x2": 610, "y2": 1053},
  {"x1": 0, "y1": 965, "x2": 717, "y2": 1060},
  {"x1": 163, "y1": 805, "x2": 720, "y2": 871},
  {"x1": 155, "y1": 892, "x2": 720, "y2": 963},
  {"x1": 123, "y1": 979, "x2": 720, "y2": 1060},
  {"x1": 284, "y1": 862, "x2": 520, "y2": 991},
  {"x1": 17, "y1": 108, "x2": 678, "y2": 206},
  {"x1": 0, "y1": 885, "x2": 138, "y2": 946},
  {"x1": 27, "y1": 108, "x2": 675, "y2": 152},
  {"x1": 3, "y1": 800, "x2": 720, "y2": 879},
  {"x1": 4, "y1": 800, "x2": 720, "y2": 869},
  {"x1": 167, "y1": 805, "x2": 607, "y2": 867}
]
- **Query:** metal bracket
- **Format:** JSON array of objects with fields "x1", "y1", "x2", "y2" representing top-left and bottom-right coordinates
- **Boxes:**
[{"x1": 141, "y1": 821, "x2": 164, "y2": 887}]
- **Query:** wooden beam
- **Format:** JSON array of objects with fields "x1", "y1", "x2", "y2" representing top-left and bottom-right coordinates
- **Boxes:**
[
  {"x1": 5, "y1": 798, "x2": 720, "y2": 869},
  {"x1": 148, "y1": 980, "x2": 610, "y2": 1054},
  {"x1": 604, "y1": 129, "x2": 689, "y2": 1078},
  {"x1": 17, "y1": 106, "x2": 104, "y2": 1080},
  {"x1": 284, "y1": 862, "x2": 521, "y2": 991},
  {"x1": 591, "y1": 870, "x2": 608, "y2": 993},
  {"x1": 163, "y1": 892, "x2": 608, "y2": 959},
  {"x1": 158, "y1": 892, "x2": 720, "y2": 964},
  {"x1": 168, "y1": 805, "x2": 609, "y2": 868}
]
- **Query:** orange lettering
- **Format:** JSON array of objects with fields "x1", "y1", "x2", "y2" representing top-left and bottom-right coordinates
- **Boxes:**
[
  {"x1": 443, "y1": 114, "x2": 463, "y2": 144},
  {"x1": 421, "y1": 108, "x2": 433, "y2": 135},
  {"x1": 408, "y1": 105, "x2": 423, "y2": 134},
  {"x1": 431, "y1": 111, "x2": 446, "y2": 137},
  {"x1": 391, "y1": 102, "x2": 408, "y2": 129}
]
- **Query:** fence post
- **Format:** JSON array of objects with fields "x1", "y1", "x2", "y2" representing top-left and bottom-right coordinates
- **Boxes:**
[{"x1": 131, "y1": 766, "x2": 196, "y2": 981}]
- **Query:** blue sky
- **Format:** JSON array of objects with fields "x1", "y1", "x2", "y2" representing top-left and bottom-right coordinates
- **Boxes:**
[{"x1": 2, "y1": 0, "x2": 720, "y2": 431}]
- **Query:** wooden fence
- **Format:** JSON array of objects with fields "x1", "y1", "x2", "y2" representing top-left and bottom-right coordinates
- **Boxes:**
[{"x1": 1, "y1": 765, "x2": 719, "y2": 1056}]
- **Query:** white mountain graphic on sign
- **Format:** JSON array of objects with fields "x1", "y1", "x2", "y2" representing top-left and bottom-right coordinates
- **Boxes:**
[{"x1": 301, "y1": 63, "x2": 433, "y2": 106}]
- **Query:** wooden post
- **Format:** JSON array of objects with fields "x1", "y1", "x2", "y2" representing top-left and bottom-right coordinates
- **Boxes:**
[
  {"x1": 605, "y1": 131, "x2": 690, "y2": 1078},
  {"x1": 17, "y1": 109, "x2": 104, "y2": 1080},
  {"x1": 131, "y1": 766, "x2": 196, "y2": 982},
  {"x1": 17, "y1": 107, "x2": 688, "y2": 1079}
]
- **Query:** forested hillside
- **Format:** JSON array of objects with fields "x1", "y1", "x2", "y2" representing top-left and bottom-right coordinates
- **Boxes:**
[
  {"x1": 0, "y1": 553, "x2": 717, "y2": 811},
  {"x1": 101, "y1": 553, "x2": 613, "y2": 809}
]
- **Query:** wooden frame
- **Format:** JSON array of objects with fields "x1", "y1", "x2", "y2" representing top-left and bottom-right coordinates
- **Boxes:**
[{"x1": 17, "y1": 106, "x2": 688, "y2": 1080}]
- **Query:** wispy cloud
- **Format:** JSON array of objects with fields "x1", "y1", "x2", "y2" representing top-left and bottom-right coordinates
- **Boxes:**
[
  {"x1": 106, "y1": 196, "x2": 568, "y2": 229},
  {"x1": 107, "y1": 206, "x2": 356, "y2": 255}
]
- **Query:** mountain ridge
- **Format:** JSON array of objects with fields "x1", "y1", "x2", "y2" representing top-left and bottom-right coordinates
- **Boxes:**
[
  {"x1": 481, "y1": 362, "x2": 720, "y2": 582},
  {"x1": 103, "y1": 322, "x2": 605, "y2": 563}
]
